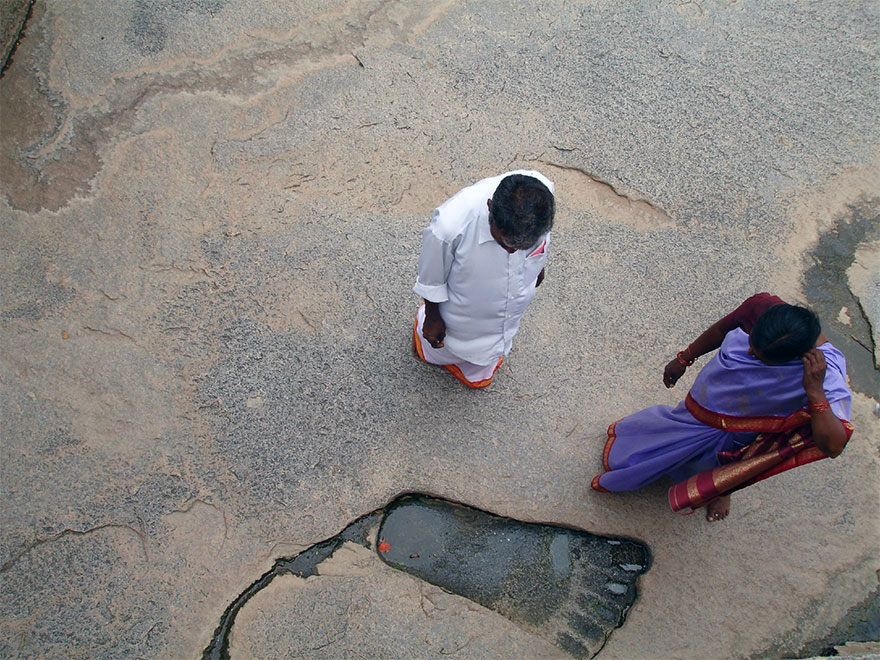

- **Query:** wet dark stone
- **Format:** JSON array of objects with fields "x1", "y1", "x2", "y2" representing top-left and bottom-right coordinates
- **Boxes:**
[
  {"x1": 557, "y1": 632, "x2": 592, "y2": 659},
  {"x1": 576, "y1": 594, "x2": 623, "y2": 626},
  {"x1": 377, "y1": 495, "x2": 650, "y2": 659},
  {"x1": 202, "y1": 495, "x2": 650, "y2": 660},
  {"x1": 337, "y1": 510, "x2": 383, "y2": 548},
  {"x1": 127, "y1": 0, "x2": 227, "y2": 55},
  {"x1": 771, "y1": 586, "x2": 880, "y2": 660},
  {"x1": 803, "y1": 199, "x2": 880, "y2": 397},
  {"x1": 275, "y1": 538, "x2": 342, "y2": 580}
]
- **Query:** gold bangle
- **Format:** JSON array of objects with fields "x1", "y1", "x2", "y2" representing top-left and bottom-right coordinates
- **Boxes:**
[{"x1": 808, "y1": 400, "x2": 831, "y2": 414}]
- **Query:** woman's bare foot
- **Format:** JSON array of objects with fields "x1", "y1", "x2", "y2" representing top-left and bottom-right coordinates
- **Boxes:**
[{"x1": 706, "y1": 495, "x2": 731, "y2": 522}]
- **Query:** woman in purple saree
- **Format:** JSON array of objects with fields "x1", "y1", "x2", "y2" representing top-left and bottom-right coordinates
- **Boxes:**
[{"x1": 591, "y1": 293, "x2": 854, "y2": 521}]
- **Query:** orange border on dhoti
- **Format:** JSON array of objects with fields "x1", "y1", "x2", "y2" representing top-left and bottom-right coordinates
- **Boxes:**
[
  {"x1": 413, "y1": 314, "x2": 427, "y2": 361},
  {"x1": 412, "y1": 313, "x2": 502, "y2": 389}
]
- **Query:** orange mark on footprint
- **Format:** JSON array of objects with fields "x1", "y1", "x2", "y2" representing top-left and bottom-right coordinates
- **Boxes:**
[{"x1": 378, "y1": 538, "x2": 391, "y2": 552}]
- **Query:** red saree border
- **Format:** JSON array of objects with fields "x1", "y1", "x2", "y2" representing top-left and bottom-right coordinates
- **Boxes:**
[
  {"x1": 602, "y1": 421, "x2": 620, "y2": 472},
  {"x1": 668, "y1": 478, "x2": 685, "y2": 511},
  {"x1": 668, "y1": 438, "x2": 828, "y2": 514},
  {"x1": 685, "y1": 392, "x2": 811, "y2": 434},
  {"x1": 590, "y1": 421, "x2": 622, "y2": 492},
  {"x1": 755, "y1": 445, "x2": 828, "y2": 484},
  {"x1": 668, "y1": 417, "x2": 853, "y2": 513}
]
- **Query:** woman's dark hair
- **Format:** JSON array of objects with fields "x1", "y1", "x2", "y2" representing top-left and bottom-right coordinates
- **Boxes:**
[
  {"x1": 750, "y1": 304, "x2": 821, "y2": 363},
  {"x1": 491, "y1": 174, "x2": 555, "y2": 249}
]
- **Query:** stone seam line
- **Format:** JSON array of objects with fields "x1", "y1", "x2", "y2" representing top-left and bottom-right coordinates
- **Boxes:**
[{"x1": 0, "y1": 0, "x2": 34, "y2": 76}]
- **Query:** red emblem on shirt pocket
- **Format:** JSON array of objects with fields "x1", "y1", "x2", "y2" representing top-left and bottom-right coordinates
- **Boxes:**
[{"x1": 527, "y1": 240, "x2": 546, "y2": 258}]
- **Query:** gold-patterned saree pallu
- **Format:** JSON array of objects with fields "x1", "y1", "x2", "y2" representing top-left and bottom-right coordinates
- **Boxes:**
[{"x1": 668, "y1": 394, "x2": 855, "y2": 513}]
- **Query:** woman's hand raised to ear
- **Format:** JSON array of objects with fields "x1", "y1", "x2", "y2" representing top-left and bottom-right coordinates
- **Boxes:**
[{"x1": 801, "y1": 348, "x2": 827, "y2": 399}]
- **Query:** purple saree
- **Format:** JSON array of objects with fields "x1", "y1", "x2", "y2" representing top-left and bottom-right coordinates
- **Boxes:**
[{"x1": 591, "y1": 329, "x2": 853, "y2": 510}]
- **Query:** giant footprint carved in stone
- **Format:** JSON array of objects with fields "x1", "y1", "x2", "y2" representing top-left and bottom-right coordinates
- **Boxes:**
[{"x1": 203, "y1": 494, "x2": 650, "y2": 660}]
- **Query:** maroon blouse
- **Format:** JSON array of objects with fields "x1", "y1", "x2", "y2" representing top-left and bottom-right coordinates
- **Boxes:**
[{"x1": 719, "y1": 292, "x2": 786, "y2": 335}]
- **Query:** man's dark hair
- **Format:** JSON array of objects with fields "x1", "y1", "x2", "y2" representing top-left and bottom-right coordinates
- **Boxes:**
[
  {"x1": 490, "y1": 174, "x2": 555, "y2": 249},
  {"x1": 750, "y1": 304, "x2": 821, "y2": 363}
]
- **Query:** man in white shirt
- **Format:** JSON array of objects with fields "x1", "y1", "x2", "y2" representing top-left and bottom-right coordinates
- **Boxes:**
[{"x1": 413, "y1": 171, "x2": 555, "y2": 388}]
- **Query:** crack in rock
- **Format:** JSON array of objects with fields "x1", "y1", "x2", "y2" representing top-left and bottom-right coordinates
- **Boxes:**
[
  {"x1": 82, "y1": 325, "x2": 140, "y2": 345},
  {"x1": 0, "y1": 0, "x2": 34, "y2": 76},
  {"x1": 535, "y1": 159, "x2": 677, "y2": 230},
  {"x1": 0, "y1": 522, "x2": 149, "y2": 574}
]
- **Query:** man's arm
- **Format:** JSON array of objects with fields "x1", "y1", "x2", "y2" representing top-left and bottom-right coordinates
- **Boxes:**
[
  {"x1": 414, "y1": 220, "x2": 455, "y2": 349},
  {"x1": 423, "y1": 300, "x2": 446, "y2": 348}
]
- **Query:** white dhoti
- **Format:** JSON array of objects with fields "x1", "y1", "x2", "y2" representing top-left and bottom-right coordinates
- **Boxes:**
[{"x1": 413, "y1": 305, "x2": 503, "y2": 388}]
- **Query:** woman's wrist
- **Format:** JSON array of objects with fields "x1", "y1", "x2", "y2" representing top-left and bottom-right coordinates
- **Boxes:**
[
  {"x1": 805, "y1": 387, "x2": 827, "y2": 403},
  {"x1": 676, "y1": 345, "x2": 696, "y2": 367}
]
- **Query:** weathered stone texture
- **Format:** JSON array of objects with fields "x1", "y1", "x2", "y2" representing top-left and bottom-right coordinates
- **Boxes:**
[{"x1": 1, "y1": 1, "x2": 878, "y2": 659}]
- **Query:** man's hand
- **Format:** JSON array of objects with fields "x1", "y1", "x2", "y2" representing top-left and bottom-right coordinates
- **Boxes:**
[
  {"x1": 663, "y1": 358, "x2": 687, "y2": 388},
  {"x1": 802, "y1": 348, "x2": 827, "y2": 399},
  {"x1": 536, "y1": 268, "x2": 545, "y2": 288},
  {"x1": 423, "y1": 301, "x2": 446, "y2": 349}
]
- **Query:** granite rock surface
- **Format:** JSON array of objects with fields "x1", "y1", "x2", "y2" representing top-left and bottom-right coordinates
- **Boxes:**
[{"x1": 1, "y1": 2, "x2": 879, "y2": 659}]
